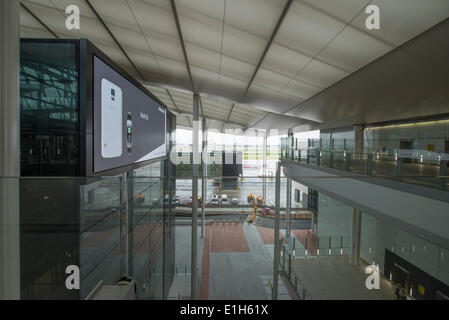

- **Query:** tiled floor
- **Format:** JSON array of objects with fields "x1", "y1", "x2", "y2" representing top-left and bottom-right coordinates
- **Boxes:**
[
  {"x1": 206, "y1": 223, "x2": 292, "y2": 300},
  {"x1": 291, "y1": 256, "x2": 396, "y2": 300}
]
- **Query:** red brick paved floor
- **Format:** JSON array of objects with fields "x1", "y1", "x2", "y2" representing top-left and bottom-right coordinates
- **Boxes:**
[
  {"x1": 256, "y1": 226, "x2": 286, "y2": 245},
  {"x1": 211, "y1": 223, "x2": 250, "y2": 252}
]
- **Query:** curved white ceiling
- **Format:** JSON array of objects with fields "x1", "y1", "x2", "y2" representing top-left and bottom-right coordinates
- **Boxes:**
[{"x1": 19, "y1": 0, "x2": 449, "y2": 131}]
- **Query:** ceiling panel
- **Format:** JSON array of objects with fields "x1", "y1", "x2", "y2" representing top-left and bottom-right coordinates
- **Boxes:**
[
  {"x1": 251, "y1": 113, "x2": 305, "y2": 130},
  {"x1": 190, "y1": 65, "x2": 220, "y2": 96},
  {"x1": 20, "y1": 26, "x2": 54, "y2": 38},
  {"x1": 229, "y1": 112, "x2": 260, "y2": 125},
  {"x1": 90, "y1": 0, "x2": 138, "y2": 30},
  {"x1": 286, "y1": 17, "x2": 449, "y2": 130},
  {"x1": 19, "y1": 0, "x2": 449, "y2": 132},
  {"x1": 176, "y1": 0, "x2": 225, "y2": 21},
  {"x1": 225, "y1": 0, "x2": 286, "y2": 39},
  {"x1": 25, "y1": 0, "x2": 56, "y2": 7},
  {"x1": 177, "y1": 5, "x2": 223, "y2": 52},
  {"x1": 350, "y1": 0, "x2": 449, "y2": 46},
  {"x1": 145, "y1": 86, "x2": 175, "y2": 109},
  {"x1": 317, "y1": 25, "x2": 393, "y2": 72},
  {"x1": 108, "y1": 24, "x2": 154, "y2": 56},
  {"x1": 219, "y1": 55, "x2": 254, "y2": 83},
  {"x1": 300, "y1": 0, "x2": 367, "y2": 23},
  {"x1": 20, "y1": 4, "x2": 51, "y2": 30},
  {"x1": 22, "y1": 1, "x2": 73, "y2": 35},
  {"x1": 47, "y1": 0, "x2": 97, "y2": 19},
  {"x1": 262, "y1": 43, "x2": 311, "y2": 79},
  {"x1": 232, "y1": 103, "x2": 267, "y2": 118},
  {"x1": 295, "y1": 59, "x2": 350, "y2": 89},
  {"x1": 222, "y1": 24, "x2": 266, "y2": 65},
  {"x1": 243, "y1": 84, "x2": 298, "y2": 114},
  {"x1": 253, "y1": 68, "x2": 292, "y2": 92},
  {"x1": 153, "y1": 56, "x2": 191, "y2": 90},
  {"x1": 127, "y1": 0, "x2": 178, "y2": 39},
  {"x1": 185, "y1": 44, "x2": 221, "y2": 74},
  {"x1": 126, "y1": 49, "x2": 162, "y2": 72},
  {"x1": 281, "y1": 79, "x2": 322, "y2": 100},
  {"x1": 275, "y1": 0, "x2": 345, "y2": 57},
  {"x1": 117, "y1": 63, "x2": 141, "y2": 81},
  {"x1": 208, "y1": 75, "x2": 246, "y2": 103},
  {"x1": 142, "y1": 33, "x2": 184, "y2": 63},
  {"x1": 94, "y1": 43, "x2": 130, "y2": 66}
]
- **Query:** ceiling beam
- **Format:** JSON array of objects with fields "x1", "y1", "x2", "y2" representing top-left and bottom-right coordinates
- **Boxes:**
[
  {"x1": 221, "y1": 103, "x2": 235, "y2": 132},
  {"x1": 240, "y1": 0, "x2": 293, "y2": 102},
  {"x1": 170, "y1": 0, "x2": 195, "y2": 93},
  {"x1": 20, "y1": 3, "x2": 59, "y2": 38},
  {"x1": 249, "y1": 114, "x2": 270, "y2": 128},
  {"x1": 166, "y1": 89, "x2": 193, "y2": 127},
  {"x1": 225, "y1": 103, "x2": 236, "y2": 122},
  {"x1": 166, "y1": 89, "x2": 181, "y2": 113},
  {"x1": 85, "y1": 0, "x2": 145, "y2": 81}
]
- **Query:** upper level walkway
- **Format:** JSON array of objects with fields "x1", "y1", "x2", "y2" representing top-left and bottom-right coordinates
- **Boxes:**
[{"x1": 281, "y1": 159, "x2": 449, "y2": 251}]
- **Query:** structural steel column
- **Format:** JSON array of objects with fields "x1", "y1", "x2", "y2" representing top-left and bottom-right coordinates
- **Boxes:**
[
  {"x1": 119, "y1": 172, "x2": 129, "y2": 276},
  {"x1": 191, "y1": 94, "x2": 200, "y2": 299},
  {"x1": 262, "y1": 130, "x2": 267, "y2": 206},
  {"x1": 272, "y1": 162, "x2": 281, "y2": 300},
  {"x1": 286, "y1": 178, "x2": 292, "y2": 237},
  {"x1": 201, "y1": 118, "x2": 207, "y2": 238},
  {"x1": 351, "y1": 208, "x2": 362, "y2": 266},
  {"x1": 0, "y1": 0, "x2": 20, "y2": 299},
  {"x1": 286, "y1": 129, "x2": 293, "y2": 237}
]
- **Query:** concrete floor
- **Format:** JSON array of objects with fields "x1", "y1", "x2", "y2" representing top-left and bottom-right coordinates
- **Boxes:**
[
  {"x1": 169, "y1": 221, "x2": 397, "y2": 300},
  {"x1": 169, "y1": 222, "x2": 294, "y2": 300},
  {"x1": 291, "y1": 256, "x2": 396, "y2": 300},
  {"x1": 208, "y1": 223, "x2": 292, "y2": 300}
]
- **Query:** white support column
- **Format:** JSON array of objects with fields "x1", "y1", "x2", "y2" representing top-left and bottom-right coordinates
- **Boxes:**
[
  {"x1": 351, "y1": 208, "x2": 362, "y2": 266},
  {"x1": 0, "y1": 0, "x2": 20, "y2": 300},
  {"x1": 286, "y1": 178, "x2": 292, "y2": 238},
  {"x1": 191, "y1": 94, "x2": 200, "y2": 299},
  {"x1": 272, "y1": 162, "x2": 281, "y2": 300},
  {"x1": 286, "y1": 129, "x2": 293, "y2": 237},
  {"x1": 262, "y1": 130, "x2": 267, "y2": 206},
  {"x1": 201, "y1": 118, "x2": 207, "y2": 238}
]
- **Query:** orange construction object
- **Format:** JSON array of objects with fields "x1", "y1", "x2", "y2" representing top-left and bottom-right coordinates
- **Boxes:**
[{"x1": 250, "y1": 213, "x2": 256, "y2": 223}]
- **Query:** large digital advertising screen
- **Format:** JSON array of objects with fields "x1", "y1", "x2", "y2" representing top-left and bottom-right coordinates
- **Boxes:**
[{"x1": 93, "y1": 56, "x2": 166, "y2": 173}]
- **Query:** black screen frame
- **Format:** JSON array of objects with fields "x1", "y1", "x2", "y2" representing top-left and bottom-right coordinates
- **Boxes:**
[{"x1": 80, "y1": 39, "x2": 173, "y2": 177}]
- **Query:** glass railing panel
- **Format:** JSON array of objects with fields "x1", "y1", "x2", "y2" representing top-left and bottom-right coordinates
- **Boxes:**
[
  {"x1": 291, "y1": 148, "x2": 448, "y2": 192},
  {"x1": 12, "y1": 176, "x2": 122, "y2": 300},
  {"x1": 79, "y1": 177, "x2": 121, "y2": 300}
]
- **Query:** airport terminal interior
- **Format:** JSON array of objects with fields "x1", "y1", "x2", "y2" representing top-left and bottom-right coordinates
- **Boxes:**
[{"x1": 1, "y1": 0, "x2": 449, "y2": 300}]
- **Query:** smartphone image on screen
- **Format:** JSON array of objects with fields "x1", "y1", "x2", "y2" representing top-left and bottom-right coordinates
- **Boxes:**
[
  {"x1": 101, "y1": 79, "x2": 123, "y2": 158},
  {"x1": 126, "y1": 112, "x2": 133, "y2": 153}
]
